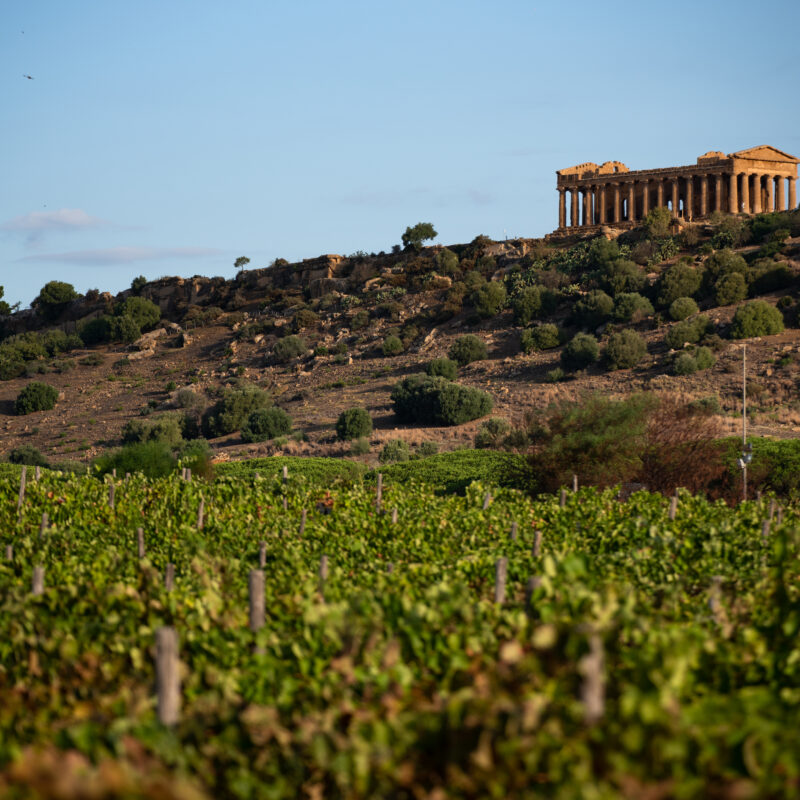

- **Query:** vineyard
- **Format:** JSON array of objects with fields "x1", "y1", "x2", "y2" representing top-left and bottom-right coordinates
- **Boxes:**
[{"x1": 0, "y1": 465, "x2": 799, "y2": 799}]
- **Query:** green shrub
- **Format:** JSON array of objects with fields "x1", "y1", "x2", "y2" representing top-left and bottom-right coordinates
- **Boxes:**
[
  {"x1": 241, "y1": 407, "x2": 293, "y2": 442},
  {"x1": 436, "y1": 248, "x2": 459, "y2": 274},
  {"x1": 79, "y1": 316, "x2": 114, "y2": 345},
  {"x1": 643, "y1": 207, "x2": 672, "y2": 238},
  {"x1": 520, "y1": 324, "x2": 560, "y2": 353},
  {"x1": 8, "y1": 445, "x2": 49, "y2": 467},
  {"x1": 121, "y1": 414, "x2": 184, "y2": 448},
  {"x1": 0, "y1": 349, "x2": 25, "y2": 381},
  {"x1": 474, "y1": 418, "x2": 511, "y2": 449},
  {"x1": 402, "y1": 222, "x2": 437, "y2": 251},
  {"x1": 695, "y1": 346, "x2": 716, "y2": 369},
  {"x1": 272, "y1": 335, "x2": 306, "y2": 363},
  {"x1": 94, "y1": 441, "x2": 176, "y2": 479},
  {"x1": 379, "y1": 439, "x2": 411, "y2": 464},
  {"x1": 336, "y1": 408, "x2": 372, "y2": 441},
  {"x1": 202, "y1": 383, "x2": 272, "y2": 438},
  {"x1": 112, "y1": 315, "x2": 141, "y2": 343},
  {"x1": 391, "y1": 374, "x2": 493, "y2": 426},
  {"x1": 417, "y1": 441, "x2": 439, "y2": 457},
  {"x1": 35, "y1": 281, "x2": 78, "y2": 321},
  {"x1": 293, "y1": 309, "x2": 319, "y2": 331},
  {"x1": 573, "y1": 290, "x2": 614, "y2": 328},
  {"x1": 511, "y1": 286, "x2": 556, "y2": 325},
  {"x1": 613, "y1": 293, "x2": 654, "y2": 323},
  {"x1": 673, "y1": 352, "x2": 699, "y2": 375},
  {"x1": 448, "y1": 334, "x2": 488, "y2": 366},
  {"x1": 350, "y1": 310, "x2": 370, "y2": 330},
  {"x1": 426, "y1": 357, "x2": 458, "y2": 380},
  {"x1": 604, "y1": 329, "x2": 647, "y2": 370},
  {"x1": 131, "y1": 275, "x2": 147, "y2": 294},
  {"x1": 15, "y1": 382, "x2": 59, "y2": 415},
  {"x1": 714, "y1": 272, "x2": 748, "y2": 306},
  {"x1": 350, "y1": 437, "x2": 371, "y2": 455},
  {"x1": 665, "y1": 316, "x2": 711, "y2": 349},
  {"x1": 730, "y1": 300, "x2": 784, "y2": 339},
  {"x1": 657, "y1": 263, "x2": 703, "y2": 307},
  {"x1": 546, "y1": 367, "x2": 566, "y2": 383},
  {"x1": 602, "y1": 258, "x2": 646, "y2": 295},
  {"x1": 748, "y1": 261, "x2": 794, "y2": 296},
  {"x1": 561, "y1": 333, "x2": 599, "y2": 371},
  {"x1": 115, "y1": 296, "x2": 161, "y2": 331},
  {"x1": 382, "y1": 335, "x2": 404, "y2": 356},
  {"x1": 471, "y1": 281, "x2": 507, "y2": 318},
  {"x1": 669, "y1": 297, "x2": 699, "y2": 321}
]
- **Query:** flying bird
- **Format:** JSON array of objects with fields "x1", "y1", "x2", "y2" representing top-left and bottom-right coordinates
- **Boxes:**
[{"x1": 23, "y1": 74, "x2": 34, "y2": 80}]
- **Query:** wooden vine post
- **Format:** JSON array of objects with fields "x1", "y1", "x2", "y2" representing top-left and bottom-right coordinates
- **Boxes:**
[
  {"x1": 32, "y1": 566, "x2": 45, "y2": 596},
  {"x1": 559, "y1": 488, "x2": 567, "y2": 508},
  {"x1": 494, "y1": 557, "x2": 508, "y2": 604},
  {"x1": 258, "y1": 541, "x2": 266, "y2": 568},
  {"x1": 532, "y1": 529, "x2": 543, "y2": 558},
  {"x1": 249, "y1": 570, "x2": 265, "y2": 632},
  {"x1": 38, "y1": 512, "x2": 49, "y2": 540},
  {"x1": 17, "y1": 466, "x2": 26, "y2": 513},
  {"x1": 376, "y1": 473, "x2": 383, "y2": 513},
  {"x1": 509, "y1": 522, "x2": 518, "y2": 541},
  {"x1": 196, "y1": 498, "x2": 205, "y2": 530},
  {"x1": 299, "y1": 509, "x2": 307, "y2": 536},
  {"x1": 579, "y1": 633, "x2": 605, "y2": 725},
  {"x1": 155, "y1": 627, "x2": 180, "y2": 726},
  {"x1": 318, "y1": 555, "x2": 329, "y2": 597},
  {"x1": 164, "y1": 563, "x2": 175, "y2": 591},
  {"x1": 137, "y1": 527, "x2": 145, "y2": 558}
]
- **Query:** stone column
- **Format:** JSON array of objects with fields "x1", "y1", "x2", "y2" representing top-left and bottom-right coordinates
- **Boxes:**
[
  {"x1": 714, "y1": 175, "x2": 723, "y2": 212},
  {"x1": 766, "y1": 176, "x2": 774, "y2": 212},
  {"x1": 741, "y1": 172, "x2": 749, "y2": 213},
  {"x1": 776, "y1": 176, "x2": 785, "y2": 212},
  {"x1": 642, "y1": 182, "x2": 650, "y2": 217},
  {"x1": 570, "y1": 188, "x2": 579, "y2": 228},
  {"x1": 752, "y1": 175, "x2": 762, "y2": 213},
  {"x1": 729, "y1": 173, "x2": 738, "y2": 214},
  {"x1": 613, "y1": 184, "x2": 621, "y2": 222},
  {"x1": 685, "y1": 177, "x2": 694, "y2": 221},
  {"x1": 657, "y1": 181, "x2": 664, "y2": 208},
  {"x1": 558, "y1": 189, "x2": 566, "y2": 228},
  {"x1": 671, "y1": 179, "x2": 679, "y2": 216},
  {"x1": 627, "y1": 183, "x2": 635, "y2": 222},
  {"x1": 598, "y1": 185, "x2": 607, "y2": 224},
  {"x1": 700, "y1": 175, "x2": 708, "y2": 216},
  {"x1": 789, "y1": 177, "x2": 797, "y2": 210},
  {"x1": 582, "y1": 189, "x2": 590, "y2": 226}
]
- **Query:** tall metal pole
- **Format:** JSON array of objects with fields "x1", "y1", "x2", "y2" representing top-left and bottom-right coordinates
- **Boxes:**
[{"x1": 742, "y1": 344, "x2": 747, "y2": 503}]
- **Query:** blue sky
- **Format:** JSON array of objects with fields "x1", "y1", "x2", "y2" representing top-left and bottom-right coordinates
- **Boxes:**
[{"x1": 2, "y1": 0, "x2": 799, "y2": 308}]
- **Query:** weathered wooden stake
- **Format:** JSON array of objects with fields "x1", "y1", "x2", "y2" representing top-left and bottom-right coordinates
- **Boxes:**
[
  {"x1": 137, "y1": 527, "x2": 145, "y2": 558},
  {"x1": 391, "y1": 507, "x2": 398, "y2": 524},
  {"x1": 318, "y1": 555, "x2": 329, "y2": 596},
  {"x1": 559, "y1": 488, "x2": 566, "y2": 508},
  {"x1": 34, "y1": 465, "x2": 41, "y2": 481},
  {"x1": 494, "y1": 557, "x2": 508, "y2": 604},
  {"x1": 482, "y1": 492, "x2": 492, "y2": 511},
  {"x1": 108, "y1": 482, "x2": 115, "y2": 509},
  {"x1": 17, "y1": 466, "x2": 27, "y2": 511},
  {"x1": 254, "y1": 472, "x2": 260, "y2": 480},
  {"x1": 186, "y1": 468, "x2": 191, "y2": 482},
  {"x1": 768, "y1": 499, "x2": 776, "y2": 521},
  {"x1": 776, "y1": 506, "x2": 784, "y2": 525},
  {"x1": 259, "y1": 541, "x2": 266, "y2": 568},
  {"x1": 282, "y1": 465, "x2": 289, "y2": 485},
  {"x1": 282, "y1": 497, "x2": 288, "y2": 511},
  {"x1": 38, "y1": 512, "x2": 49, "y2": 540},
  {"x1": 249, "y1": 570, "x2": 265, "y2": 632},
  {"x1": 32, "y1": 566, "x2": 45, "y2": 596},
  {"x1": 181, "y1": 467, "x2": 187, "y2": 480},
  {"x1": 376, "y1": 473, "x2": 383, "y2": 513},
  {"x1": 572, "y1": 473, "x2": 578, "y2": 492},
  {"x1": 532, "y1": 529, "x2": 543, "y2": 558},
  {"x1": 761, "y1": 519, "x2": 771, "y2": 539},
  {"x1": 125, "y1": 472, "x2": 131, "y2": 483},
  {"x1": 668, "y1": 496, "x2": 678, "y2": 521},
  {"x1": 579, "y1": 634, "x2": 605, "y2": 725},
  {"x1": 5, "y1": 544, "x2": 12, "y2": 561},
  {"x1": 112, "y1": 468, "x2": 117, "y2": 479},
  {"x1": 510, "y1": 522, "x2": 518, "y2": 541},
  {"x1": 155, "y1": 627, "x2": 180, "y2": 726},
  {"x1": 299, "y1": 508, "x2": 307, "y2": 536},
  {"x1": 196, "y1": 498, "x2": 205, "y2": 530},
  {"x1": 164, "y1": 563, "x2": 175, "y2": 591}
]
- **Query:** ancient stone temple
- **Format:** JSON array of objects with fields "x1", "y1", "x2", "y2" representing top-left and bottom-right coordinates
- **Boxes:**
[{"x1": 554, "y1": 146, "x2": 799, "y2": 232}]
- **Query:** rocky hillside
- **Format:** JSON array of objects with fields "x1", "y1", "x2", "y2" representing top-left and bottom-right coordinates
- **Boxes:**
[{"x1": 2, "y1": 208, "x2": 800, "y2": 468}]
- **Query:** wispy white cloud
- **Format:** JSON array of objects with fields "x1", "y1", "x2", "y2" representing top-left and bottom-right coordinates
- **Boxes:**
[
  {"x1": 18, "y1": 246, "x2": 223, "y2": 266},
  {"x1": 0, "y1": 208, "x2": 111, "y2": 244}
]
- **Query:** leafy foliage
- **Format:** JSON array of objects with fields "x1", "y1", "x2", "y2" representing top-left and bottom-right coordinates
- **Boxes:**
[
  {"x1": 426, "y1": 357, "x2": 458, "y2": 380},
  {"x1": 613, "y1": 293, "x2": 654, "y2": 323},
  {"x1": 241, "y1": 407, "x2": 293, "y2": 443},
  {"x1": 391, "y1": 374, "x2": 493, "y2": 426},
  {"x1": 378, "y1": 439, "x2": 411, "y2": 464},
  {"x1": 730, "y1": 300, "x2": 785, "y2": 339},
  {"x1": 202, "y1": 384, "x2": 272, "y2": 438},
  {"x1": 34, "y1": 281, "x2": 78, "y2": 321},
  {"x1": 665, "y1": 316, "x2": 711, "y2": 349},
  {"x1": 669, "y1": 296, "x2": 699, "y2": 321},
  {"x1": 272, "y1": 335, "x2": 306, "y2": 364},
  {"x1": 14, "y1": 382, "x2": 58, "y2": 415},
  {"x1": 560, "y1": 333, "x2": 599, "y2": 371},
  {"x1": 402, "y1": 222, "x2": 438, "y2": 251},
  {"x1": 448, "y1": 334, "x2": 487, "y2": 366},
  {"x1": 520, "y1": 324, "x2": 560, "y2": 353},
  {"x1": 335, "y1": 407, "x2": 373, "y2": 441},
  {"x1": 382, "y1": 335, "x2": 403, "y2": 356},
  {"x1": 604, "y1": 329, "x2": 647, "y2": 370}
]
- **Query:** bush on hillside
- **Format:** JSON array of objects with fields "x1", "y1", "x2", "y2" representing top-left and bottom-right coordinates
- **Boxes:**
[
  {"x1": 643, "y1": 207, "x2": 673, "y2": 238},
  {"x1": 34, "y1": 281, "x2": 78, "y2": 321},
  {"x1": 657, "y1": 263, "x2": 703, "y2": 307},
  {"x1": 561, "y1": 333, "x2": 599, "y2": 371},
  {"x1": 573, "y1": 290, "x2": 614, "y2": 328},
  {"x1": 436, "y1": 248, "x2": 459, "y2": 274},
  {"x1": 241, "y1": 407, "x2": 293, "y2": 442},
  {"x1": 665, "y1": 316, "x2": 711, "y2": 349},
  {"x1": 520, "y1": 324, "x2": 560, "y2": 353},
  {"x1": 471, "y1": 281, "x2": 507, "y2": 318},
  {"x1": 602, "y1": 258, "x2": 646, "y2": 295},
  {"x1": 336, "y1": 407, "x2": 373, "y2": 441},
  {"x1": 202, "y1": 383, "x2": 271, "y2": 438},
  {"x1": 604, "y1": 329, "x2": 647, "y2": 370},
  {"x1": 350, "y1": 309, "x2": 370, "y2": 330},
  {"x1": 474, "y1": 417, "x2": 511, "y2": 449},
  {"x1": 730, "y1": 300, "x2": 784, "y2": 339},
  {"x1": 426, "y1": 357, "x2": 458, "y2": 380},
  {"x1": 511, "y1": 286, "x2": 556, "y2": 326},
  {"x1": 272, "y1": 335, "x2": 307, "y2": 364},
  {"x1": 8, "y1": 445, "x2": 49, "y2": 467},
  {"x1": 122, "y1": 414, "x2": 184, "y2": 449},
  {"x1": 448, "y1": 334, "x2": 487, "y2": 366},
  {"x1": 613, "y1": 293, "x2": 654, "y2": 323},
  {"x1": 382, "y1": 335, "x2": 403, "y2": 356},
  {"x1": 391, "y1": 374, "x2": 493, "y2": 426},
  {"x1": 714, "y1": 272, "x2": 748, "y2": 306},
  {"x1": 379, "y1": 439, "x2": 411, "y2": 464},
  {"x1": 115, "y1": 296, "x2": 161, "y2": 331},
  {"x1": 669, "y1": 297, "x2": 699, "y2": 321},
  {"x1": 94, "y1": 441, "x2": 177, "y2": 479},
  {"x1": 15, "y1": 382, "x2": 59, "y2": 415}
]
